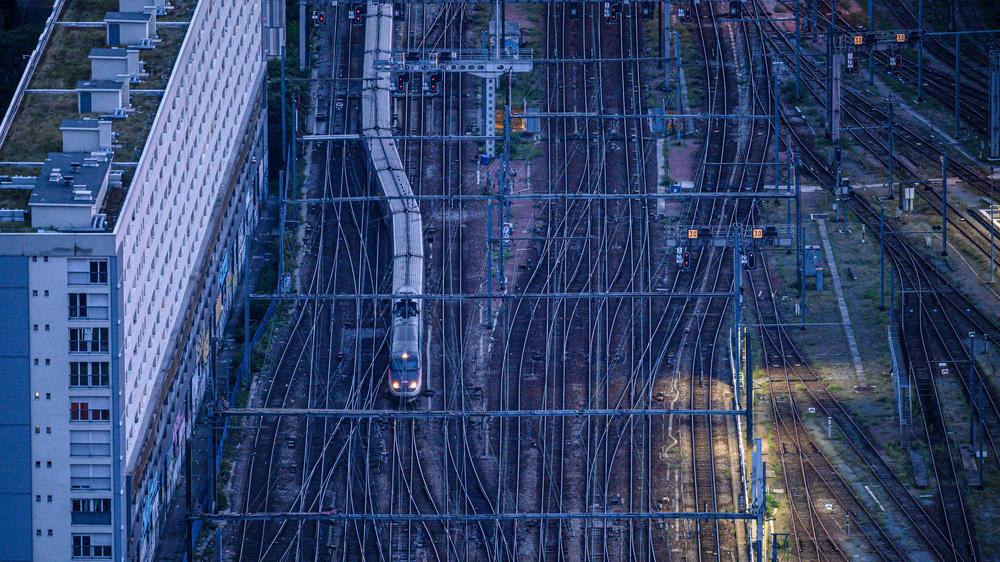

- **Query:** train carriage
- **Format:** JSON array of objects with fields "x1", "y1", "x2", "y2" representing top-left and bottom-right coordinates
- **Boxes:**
[{"x1": 363, "y1": 1, "x2": 425, "y2": 399}]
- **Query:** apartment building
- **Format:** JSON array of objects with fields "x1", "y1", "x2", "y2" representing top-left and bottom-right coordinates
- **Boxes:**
[{"x1": 0, "y1": 0, "x2": 268, "y2": 560}]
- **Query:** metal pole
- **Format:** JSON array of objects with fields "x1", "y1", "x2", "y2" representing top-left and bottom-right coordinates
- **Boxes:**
[
  {"x1": 675, "y1": 31, "x2": 682, "y2": 144},
  {"x1": 486, "y1": 200, "x2": 493, "y2": 320},
  {"x1": 968, "y1": 332, "x2": 977, "y2": 459},
  {"x1": 280, "y1": 46, "x2": 287, "y2": 167},
  {"x1": 917, "y1": 0, "x2": 924, "y2": 102},
  {"x1": 734, "y1": 234, "x2": 742, "y2": 360},
  {"x1": 663, "y1": 0, "x2": 670, "y2": 74},
  {"x1": 888, "y1": 101, "x2": 896, "y2": 204},
  {"x1": 942, "y1": 155, "x2": 948, "y2": 256},
  {"x1": 992, "y1": 168, "x2": 997, "y2": 283},
  {"x1": 880, "y1": 205, "x2": 885, "y2": 310},
  {"x1": 277, "y1": 169, "x2": 286, "y2": 288},
  {"x1": 801, "y1": 226, "x2": 807, "y2": 325},
  {"x1": 298, "y1": 0, "x2": 306, "y2": 72},
  {"x1": 292, "y1": 99, "x2": 298, "y2": 199},
  {"x1": 795, "y1": 153, "x2": 802, "y2": 276},
  {"x1": 786, "y1": 154, "x2": 793, "y2": 226},
  {"x1": 867, "y1": 0, "x2": 874, "y2": 84},
  {"x1": 889, "y1": 260, "x2": 895, "y2": 325},
  {"x1": 955, "y1": 33, "x2": 961, "y2": 137},
  {"x1": 834, "y1": 148, "x2": 842, "y2": 222},
  {"x1": 795, "y1": 0, "x2": 802, "y2": 99},
  {"x1": 746, "y1": 319, "x2": 753, "y2": 441},
  {"x1": 974, "y1": 335, "x2": 986, "y2": 483},
  {"x1": 772, "y1": 65, "x2": 780, "y2": 193},
  {"x1": 811, "y1": 0, "x2": 817, "y2": 42}
]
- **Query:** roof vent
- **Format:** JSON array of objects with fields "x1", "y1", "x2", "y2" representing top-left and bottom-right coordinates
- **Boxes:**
[
  {"x1": 63, "y1": 175, "x2": 75, "y2": 185},
  {"x1": 70, "y1": 161, "x2": 81, "y2": 172},
  {"x1": 49, "y1": 169, "x2": 63, "y2": 182},
  {"x1": 72, "y1": 188, "x2": 93, "y2": 201}
]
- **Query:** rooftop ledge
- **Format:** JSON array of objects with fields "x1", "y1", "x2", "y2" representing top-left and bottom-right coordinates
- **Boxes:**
[{"x1": 0, "y1": 0, "x2": 197, "y2": 231}]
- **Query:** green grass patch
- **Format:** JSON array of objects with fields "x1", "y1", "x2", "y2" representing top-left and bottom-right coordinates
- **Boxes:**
[
  {"x1": 0, "y1": 93, "x2": 77, "y2": 162},
  {"x1": 29, "y1": 27, "x2": 105, "y2": 89},
  {"x1": 61, "y1": 0, "x2": 117, "y2": 22}
]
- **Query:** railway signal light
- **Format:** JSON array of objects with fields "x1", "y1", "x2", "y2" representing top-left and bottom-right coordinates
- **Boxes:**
[
  {"x1": 604, "y1": 1, "x2": 621, "y2": 23},
  {"x1": 317, "y1": 11, "x2": 325, "y2": 25},
  {"x1": 678, "y1": 5, "x2": 691, "y2": 22},
  {"x1": 349, "y1": 6, "x2": 363, "y2": 24},
  {"x1": 746, "y1": 250, "x2": 757, "y2": 270},
  {"x1": 682, "y1": 251, "x2": 691, "y2": 270}
]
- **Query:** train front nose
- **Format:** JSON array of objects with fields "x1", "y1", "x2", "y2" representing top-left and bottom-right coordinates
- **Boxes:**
[{"x1": 390, "y1": 370, "x2": 421, "y2": 397}]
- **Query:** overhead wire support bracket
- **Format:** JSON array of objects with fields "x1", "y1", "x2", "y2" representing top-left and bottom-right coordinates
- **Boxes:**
[
  {"x1": 219, "y1": 407, "x2": 751, "y2": 419},
  {"x1": 247, "y1": 290, "x2": 739, "y2": 302},
  {"x1": 192, "y1": 510, "x2": 761, "y2": 523},
  {"x1": 279, "y1": 191, "x2": 799, "y2": 204}
]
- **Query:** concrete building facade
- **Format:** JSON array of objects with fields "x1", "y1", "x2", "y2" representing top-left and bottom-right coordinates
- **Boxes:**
[{"x1": 0, "y1": 0, "x2": 267, "y2": 560}]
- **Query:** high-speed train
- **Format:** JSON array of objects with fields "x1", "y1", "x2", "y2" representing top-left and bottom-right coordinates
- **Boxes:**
[
  {"x1": 362, "y1": 1, "x2": 425, "y2": 399},
  {"x1": 388, "y1": 289, "x2": 422, "y2": 396}
]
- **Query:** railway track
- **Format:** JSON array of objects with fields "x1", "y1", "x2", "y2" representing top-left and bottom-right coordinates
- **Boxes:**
[{"x1": 746, "y1": 3, "x2": 1000, "y2": 555}]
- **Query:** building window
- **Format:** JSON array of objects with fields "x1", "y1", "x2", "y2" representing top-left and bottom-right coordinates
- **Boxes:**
[
  {"x1": 69, "y1": 328, "x2": 110, "y2": 353},
  {"x1": 70, "y1": 362, "x2": 110, "y2": 388},
  {"x1": 89, "y1": 261, "x2": 108, "y2": 284},
  {"x1": 69, "y1": 293, "x2": 109, "y2": 320},
  {"x1": 69, "y1": 294, "x2": 88, "y2": 318},
  {"x1": 68, "y1": 260, "x2": 109, "y2": 285},
  {"x1": 70, "y1": 499, "x2": 112, "y2": 526},
  {"x1": 72, "y1": 533, "x2": 112, "y2": 559},
  {"x1": 70, "y1": 464, "x2": 111, "y2": 491},
  {"x1": 69, "y1": 430, "x2": 111, "y2": 458},
  {"x1": 70, "y1": 399, "x2": 110, "y2": 422}
]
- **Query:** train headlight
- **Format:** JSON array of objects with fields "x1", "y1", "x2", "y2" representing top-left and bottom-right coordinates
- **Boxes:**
[
  {"x1": 392, "y1": 381, "x2": 401, "y2": 390},
  {"x1": 408, "y1": 381, "x2": 418, "y2": 390}
]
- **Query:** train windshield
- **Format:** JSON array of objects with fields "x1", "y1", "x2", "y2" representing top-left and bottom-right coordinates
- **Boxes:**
[
  {"x1": 393, "y1": 299, "x2": 419, "y2": 319},
  {"x1": 391, "y1": 352, "x2": 419, "y2": 371}
]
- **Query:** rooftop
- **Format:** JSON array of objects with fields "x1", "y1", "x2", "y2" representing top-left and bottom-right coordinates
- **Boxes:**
[
  {"x1": 77, "y1": 79, "x2": 127, "y2": 90},
  {"x1": 0, "y1": 0, "x2": 196, "y2": 230},
  {"x1": 29, "y1": 152, "x2": 110, "y2": 207},
  {"x1": 90, "y1": 47, "x2": 130, "y2": 58},
  {"x1": 104, "y1": 11, "x2": 153, "y2": 22},
  {"x1": 62, "y1": 118, "x2": 105, "y2": 130}
]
